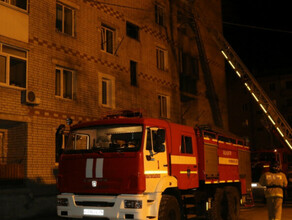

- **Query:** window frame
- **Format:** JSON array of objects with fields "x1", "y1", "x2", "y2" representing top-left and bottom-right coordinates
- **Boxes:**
[
  {"x1": 101, "y1": 24, "x2": 115, "y2": 54},
  {"x1": 181, "y1": 135, "x2": 193, "y2": 154},
  {"x1": 155, "y1": 4, "x2": 164, "y2": 26},
  {"x1": 56, "y1": 2, "x2": 75, "y2": 36},
  {"x1": 156, "y1": 47, "x2": 168, "y2": 71},
  {"x1": 0, "y1": 43, "x2": 27, "y2": 89},
  {"x1": 98, "y1": 73, "x2": 115, "y2": 108},
  {"x1": 158, "y1": 94, "x2": 170, "y2": 118},
  {"x1": 55, "y1": 66, "x2": 75, "y2": 100},
  {"x1": 0, "y1": 0, "x2": 28, "y2": 11}
]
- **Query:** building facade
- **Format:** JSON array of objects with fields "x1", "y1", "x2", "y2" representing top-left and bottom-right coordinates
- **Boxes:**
[{"x1": 0, "y1": 0, "x2": 227, "y2": 184}]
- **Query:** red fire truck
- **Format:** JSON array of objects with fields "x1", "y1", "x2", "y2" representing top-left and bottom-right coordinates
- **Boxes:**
[{"x1": 57, "y1": 113, "x2": 253, "y2": 220}]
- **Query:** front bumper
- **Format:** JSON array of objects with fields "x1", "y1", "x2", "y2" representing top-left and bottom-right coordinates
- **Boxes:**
[{"x1": 57, "y1": 193, "x2": 160, "y2": 220}]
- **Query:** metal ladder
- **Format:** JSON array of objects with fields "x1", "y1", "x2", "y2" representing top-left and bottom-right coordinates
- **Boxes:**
[
  {"x1": 187, "y1": 13, "x2": 223, "y2": 128},
  {"x1": 192, "y1": 9, "x2": 292, "y2": 150}
]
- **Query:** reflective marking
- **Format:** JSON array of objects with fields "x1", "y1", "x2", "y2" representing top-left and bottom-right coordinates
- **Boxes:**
[
  {"x1": 180, "y1": 171, "x2": 198, "y2": 174},
  {"x1": 220, "y1": 180, "x2": 226, "y2": 183},
  {"x1": 95, "y1": 158, "x2": 104, "y2": 178},
  {"x1": 86, "y1": 158, "x2": 93, "y2": 178},
  {"x1": 144, "y1": 170, "x2": 168, "y2": 174},
  {"x1": 171, "y1": 155, "x2": 197, "y2": 165},
  {"x1": 227, "y1": 180, "x2": 233, "y2": 183},
  {"x1": 218, "y1": 157, "x2": 238, "y2": 165},
  {"x1": 205, "y1": 181, "x2": 211, "y2": 184}
]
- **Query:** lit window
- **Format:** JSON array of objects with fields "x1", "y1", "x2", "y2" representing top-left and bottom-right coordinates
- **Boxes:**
[
  {"x1": 155, "y1": 4, "x2": 164, "y2": 26},
  {"x1": 158, "y1": 94, "x2": 170, "y2": 118},
  {"x1": 0, "y1": 0, "x2": 27, "y2": 10},
  {"x1": 130, "y1": 60, "x2": 137, "y2": 86},
  {"x1": 126, "y1": 22, "x2": 139, "y2": 40},
  {"x1": 99, "y1": 73, "x2": 115, "y2": 108},
  {"x1": 55, "y1": 67, "x2": 74, "y2": 99},
  {"x1": 56, "y1": 2, "x2": 75, "y2": 36},
  {"x1": 101, "y1": 24, "x2": 114, "y2": 54},
  {"x1": 0, "y1": 44, "x2": 27, "y2": 88},
  {"x1": 156, "y1": 47, "x2": 168, "y2": 71}
]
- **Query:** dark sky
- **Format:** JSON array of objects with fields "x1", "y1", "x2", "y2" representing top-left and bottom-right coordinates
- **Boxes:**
[{"x1": 221, "y1": 0, "x2": 292, "y2": 75}]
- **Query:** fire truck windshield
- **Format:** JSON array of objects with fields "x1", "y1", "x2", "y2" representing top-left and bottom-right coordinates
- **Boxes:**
[{"x1": 65, "y1": 125, "x2": 143, "y2": 152}]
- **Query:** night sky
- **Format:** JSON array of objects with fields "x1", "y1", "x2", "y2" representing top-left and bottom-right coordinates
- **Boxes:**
[{"x1": 222, "y1": 0, "x2": 292, "y2": 76}]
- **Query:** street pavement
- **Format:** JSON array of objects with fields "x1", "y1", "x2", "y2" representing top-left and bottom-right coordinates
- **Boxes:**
[
  {"x1": 239, "y1": 202, "x2": 292, "y2": 220},
  {"x1": 24, "y1": 202, "x2": 292, "y2": 220}
]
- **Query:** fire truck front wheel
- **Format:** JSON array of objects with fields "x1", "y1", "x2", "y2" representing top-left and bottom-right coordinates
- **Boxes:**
[{"x1": 158, "y1": 195, "x2": 181, "y2": 220}]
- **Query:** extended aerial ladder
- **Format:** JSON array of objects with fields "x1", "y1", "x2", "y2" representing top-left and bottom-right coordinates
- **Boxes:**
[{"x1": 190, "y1": 6, "x2": 292, "y2": 150}]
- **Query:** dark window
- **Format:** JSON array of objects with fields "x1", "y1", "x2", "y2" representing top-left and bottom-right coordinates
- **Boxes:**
[
  {"x1": 130, "y1": 60, "x2": 137, "y2": 86},
  {"x1": 101, "y1": 24, "x2": 114, "y2": 54},
  {"x1": 55, "y1": 67, "x2": 74, "y2": 99},
  {"x1": 181, "y1": 136, "x2": 193, "y2": 154},
  {"x1": 126, "y1": 22, "x2": 139, "y2": 40},
  {"x1": 56, "y1": 3, "x2": 74, "y2": 36},
  {"x1": 0, "y1": 45, "x2": 27, "y2": 88},
  {"x1": 179, "y1": 51, "x2": 199, "y2": 95},
  {"x1": 1, "y1": 0, "x2": 27, "y2": 10},
  {"x1": 286, "y1": 81, "x2": 292, "y2": 89},
  {"x1": 10, "y1": 57, "x2": 26, "y2": 88},
  {"x1": 102, "y1": 80, "x2": 107, "y2": 105},
  {"x1": 155, "y1": 4, "x2": 164, "y2": 26}
]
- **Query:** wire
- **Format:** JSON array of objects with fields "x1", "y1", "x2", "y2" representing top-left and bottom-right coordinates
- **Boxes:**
[{"x1": 223, "y1": 21, "x2": 292, "y2": 34}]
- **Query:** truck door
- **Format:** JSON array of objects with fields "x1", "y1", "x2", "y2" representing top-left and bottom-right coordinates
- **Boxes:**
[{"x1": 143, "y1": 127, "x2": 168, "y2": 193}]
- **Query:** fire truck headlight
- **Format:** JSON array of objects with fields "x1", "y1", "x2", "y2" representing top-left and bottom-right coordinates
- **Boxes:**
[
  {"x1": 124, "y1": 200, "x2": 142, "y2": 209},
  {"x1": 57, "y1": 198, "x2": 69, "y2": 206}
]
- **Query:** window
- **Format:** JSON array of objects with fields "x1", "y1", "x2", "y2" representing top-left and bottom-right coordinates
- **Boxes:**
[
  {"x1": 55, "y1": 67, "x2": 74, "y2": 99},
  {"x1": 0, "y1": 0, "x2": 27, "y2": 10},
  {"x1": 126, "y1": 22, "x2": 139, "y2": 40},
  {"x1": 0, "y1": 44, "x2": 27, "y2": 88},
  {"x1": 155, "y1": 4, "x2": 164, "y2": 26},
  {"x1": 99, "y1": 73, "x2": 115, "y2": 108},
  {"x1": 101, "y1": 24, "x2": 114, "y2": 54},
  {"x1": 158, "y1": 94, "x2": 170, "y2": 118},
  {"x1": 179, "y1": 51, "x2": 199, "y2": 95},
  {"x1": 156, "y1": 47, "x2": 168, "y2": 71},
  {"x1": 181, "y1": 136, "x2": 193, "y2": 154},
  {"x1": 56, "y1": 2, "x2": 75, "y2": 36},
  {"x1": 130, "y1": 60, "x2": 137, "y2": 86}
]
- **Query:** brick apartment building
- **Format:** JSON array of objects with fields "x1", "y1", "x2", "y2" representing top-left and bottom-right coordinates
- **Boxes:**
[{"x1": 0, "y1": 0, "x2": 227, "y2": 185}]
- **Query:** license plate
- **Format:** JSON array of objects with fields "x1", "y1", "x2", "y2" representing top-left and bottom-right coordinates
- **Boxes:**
[{"x1": 83, "y1": 208, "x2": 104, "y2": 216}]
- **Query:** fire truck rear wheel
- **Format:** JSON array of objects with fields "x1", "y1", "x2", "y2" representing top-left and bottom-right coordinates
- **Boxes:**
[
  {"x1": 208, "y1": 188, "x2": 228, "y2": 220},
  {"x1": 158, "y1": 195, "x2": 181, "y2": 220},
  {"x1": 225, "y1": 186, "x2": 240, "y2": 220}
]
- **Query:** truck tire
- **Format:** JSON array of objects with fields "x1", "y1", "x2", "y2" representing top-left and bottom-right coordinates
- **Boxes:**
[
  {"x1": 158, "y1": 195, "x2": 181, "y2": 220},
  {"x1": 225, "y1": 186, "x2": 240, "y2": 220},
  {"x1": 208, "y1": 188, "x2": 228, "y2": 220}
]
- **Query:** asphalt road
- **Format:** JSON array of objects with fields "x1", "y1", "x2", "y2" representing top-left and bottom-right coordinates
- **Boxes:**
[{"x1": 25, "y1": 202, "x2": 292, "y2": 220}]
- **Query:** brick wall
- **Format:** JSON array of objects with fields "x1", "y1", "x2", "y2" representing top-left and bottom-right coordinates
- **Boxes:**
[{"x1": 0, "y1": 0, "x2": 227, "y2": 184}]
